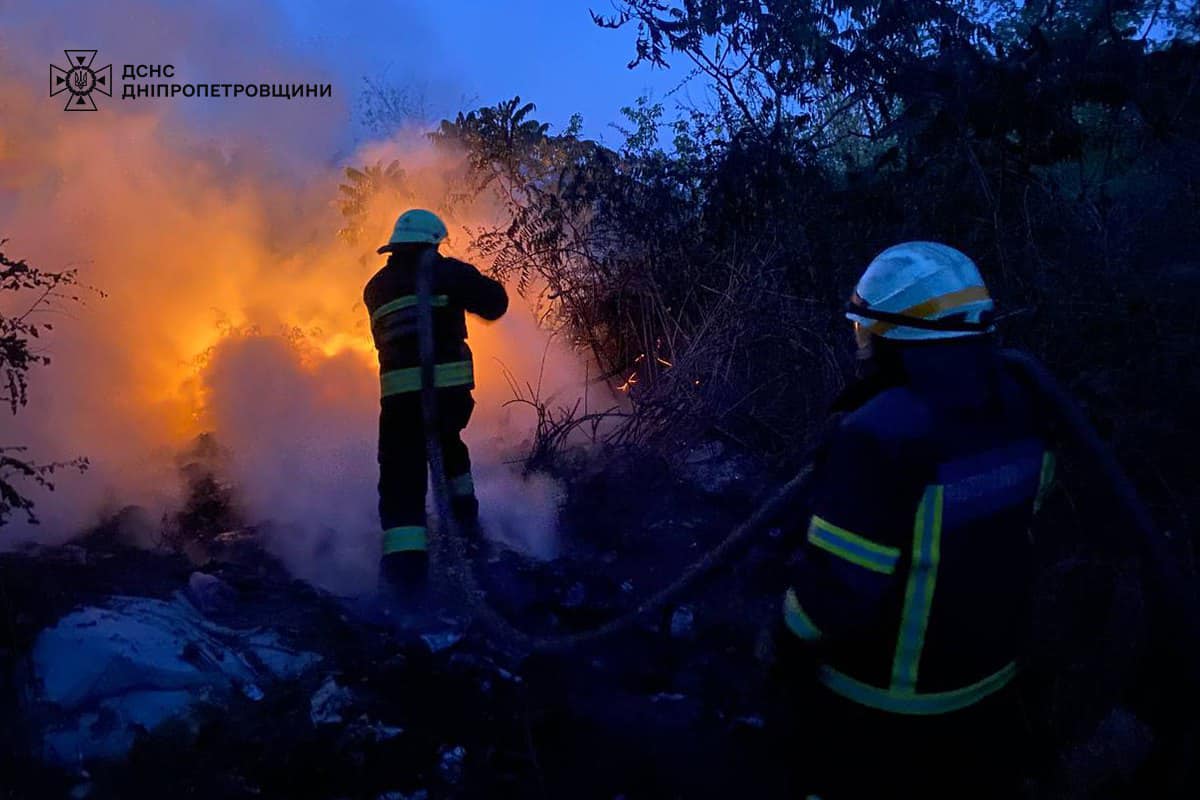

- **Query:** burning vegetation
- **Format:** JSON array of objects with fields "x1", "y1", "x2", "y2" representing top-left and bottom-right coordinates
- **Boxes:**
[{"x1": 3, "y1": 0, "x2": 1200, "y2": 797}]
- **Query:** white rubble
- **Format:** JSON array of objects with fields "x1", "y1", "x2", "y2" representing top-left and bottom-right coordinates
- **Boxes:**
[
  {"x1": 309, "y1": 676, "x2": 354, "y2": 726},
  {"x1": 186, "y1": 571, "x2": 237, "y2": 616},
  {"x1": 669, "y1": 605, "x2": 695, "y2": 639},
  {"x1": 30, "y1": 593, "x2": 321, "y2": 763}
]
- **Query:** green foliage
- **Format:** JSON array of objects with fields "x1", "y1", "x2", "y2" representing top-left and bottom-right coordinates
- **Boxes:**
[
  {"x1": 594, "y1": 0, "x2": 997, "y2": 139},
  {"x1": 1, "y1": 242, "x2": 76, "y2": 413},
  {"x1": 595, "y1": 0, "x2": 1198, "y2": 146},
  {"x1": 615, "y1": 96, "x2": 666, "y2": 157},
  {"x1": 422, "y1": 4, "x2": 1200, "y2": 500},
  {"x1": 431, "y1": 97, "x2": 609, "y2": 303},
  {"x1": 435, "y1": 96, "x2": 835, "y2": 452},
  {"x1": 334, "y1": 4, "x2": 1199, "y2": 510},
  {"x1": 0, "y1": 241, "x2": 92, "y2": 525},
  {"x1": 336, "y1": 160, "x2": 408, "y2": 245}
]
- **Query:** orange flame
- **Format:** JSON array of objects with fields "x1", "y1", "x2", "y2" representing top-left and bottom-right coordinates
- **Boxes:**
[{"x1": 0, "y1": 65, "x2": 592, "y2": 541}]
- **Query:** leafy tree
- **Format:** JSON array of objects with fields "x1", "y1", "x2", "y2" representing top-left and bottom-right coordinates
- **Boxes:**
[
  {"x1": 339, "y1": 4, "x2": 1200, "y2": 482},
  {"x1": 336, "y1": 159, "x2": 408, "y2": 246},
  {"x1": 433, "y1": 97, "x2": 832, "y2": 450},
  {"x1": 594, "y1": 0, "x2": 1000, "y2": 142},
  {"x1": 0, "y1": 240, "x2": 91, "y2": 525},
  {"x1": 417, "y1": 2, "x2": 1200, "y2": 476},
  {"x1": 595, "y1": 0, "x2": 1197, "y2": 150}
]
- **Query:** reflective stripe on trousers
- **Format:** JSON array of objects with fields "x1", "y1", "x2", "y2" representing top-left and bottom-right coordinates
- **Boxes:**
[{"x1": 382, "y1": 525, "x2": 427, "y2": 554}]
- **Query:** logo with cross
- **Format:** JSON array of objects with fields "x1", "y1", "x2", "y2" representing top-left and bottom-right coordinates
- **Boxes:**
[{"x1": 50, "y1": 50, "x2": 112, "y2": 111}]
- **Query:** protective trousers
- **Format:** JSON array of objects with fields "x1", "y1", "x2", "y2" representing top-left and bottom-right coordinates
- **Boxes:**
[{"x1": 377, "y1": 388, "x2": 478, "y2": 591}]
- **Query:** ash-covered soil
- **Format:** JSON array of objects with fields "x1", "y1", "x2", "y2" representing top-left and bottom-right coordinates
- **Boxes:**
[
  {"x1": 0, "y1": 446, "x2": 1176, "y2": 798},
  {"x1": 0, "y1": 448, "x2": 801, "y2": 799}
]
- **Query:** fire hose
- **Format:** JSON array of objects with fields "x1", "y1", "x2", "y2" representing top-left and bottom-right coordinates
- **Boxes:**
[
  {"x1": 414, "y1": 248, "x2": 813, "y2": 656},
  {"x1": 414, "y1": 250, "x2": 1200, "y2": 688}
]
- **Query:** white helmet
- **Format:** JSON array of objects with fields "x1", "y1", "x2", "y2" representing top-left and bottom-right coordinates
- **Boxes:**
[
  {"x1": 377, "y1": 209, "x2": 448, "y2": 254},
  {"x1": 846, "y1": 242, "x2": 996, "y2": 341}
]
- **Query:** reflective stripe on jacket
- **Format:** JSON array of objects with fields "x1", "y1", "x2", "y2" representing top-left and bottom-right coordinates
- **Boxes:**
[
  {"x1": 784, "y1": 337, "x2": 1053, "y2": 715},
  {"x1": 363, "y1": 247, "x2": 508, "y2": 396}
]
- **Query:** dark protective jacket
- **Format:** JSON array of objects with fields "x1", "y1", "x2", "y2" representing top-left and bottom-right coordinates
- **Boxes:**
[
  {"x1": 363, "y1": 247, "x2": 508, "y2": 397},
  {"x1": 784, "y1": 336, "x2": 1054, "y2": 715}
]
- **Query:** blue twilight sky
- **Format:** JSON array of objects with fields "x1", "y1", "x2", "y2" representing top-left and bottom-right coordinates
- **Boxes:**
[
  {"x1": 275, "y1": 0, "x2": 692, "y2": 144},
  {"x1": 2, "y1": 0, "x2": 699, "y2": 156}
]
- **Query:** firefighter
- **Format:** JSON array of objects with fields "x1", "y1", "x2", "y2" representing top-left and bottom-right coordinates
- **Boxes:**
[
  {"x1": 364, "y1": 209, "x2": 508, "y2": 596},
  {"x1": 774, "y1": 242, "x2": 1054, "y2": 797}
]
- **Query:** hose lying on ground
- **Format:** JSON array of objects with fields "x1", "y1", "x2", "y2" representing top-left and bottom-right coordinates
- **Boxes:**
[
  {"x1": 417, "y1": 254, "x2": 1191, "y2": 669},
  {"x1": 999, "y1": 349, "x2": 1200, "y2": 694},
  {"x1": 415, "y1": 248, "x2": 815, "y2": 656}
]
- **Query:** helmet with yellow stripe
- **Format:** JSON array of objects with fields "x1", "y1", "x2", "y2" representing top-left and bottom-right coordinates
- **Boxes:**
[{"x1": 846, "y1": 242, "x2": 995, "y2": 341}]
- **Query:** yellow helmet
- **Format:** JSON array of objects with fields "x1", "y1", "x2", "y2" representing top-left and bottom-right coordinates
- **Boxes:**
[
  {"x1": 377, "y1": 209, "x2": 448, "y2": 254},
  {"x1": 846, "y1": 242, "x2": 996, "y2": 341}
]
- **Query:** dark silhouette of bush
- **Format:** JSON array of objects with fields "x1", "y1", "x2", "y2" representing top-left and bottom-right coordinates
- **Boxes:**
[
  {"x1": 427, "y1": 2, "x2": 1199, "y2": 534},
  {"x1": 0, "y1": 240, "x2": 92, "y2": 526},
  {"x1": 426, "y1": 4, "x2": 1200, "y2": 788}
]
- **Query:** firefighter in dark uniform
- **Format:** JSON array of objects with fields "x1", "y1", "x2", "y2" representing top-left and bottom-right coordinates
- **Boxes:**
[
  {"x1": 774, "y1": 242, "x2": 1055, "y2": 797},
  {"x1": 364, "y1": 209, "x2": 508, "y2": 594}
]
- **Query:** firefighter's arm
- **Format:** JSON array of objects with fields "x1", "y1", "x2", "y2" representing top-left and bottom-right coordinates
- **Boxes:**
[
  {"x1": 783, "y1": 422, "x2": 913, "y2": 644},
  {"x1": 442, "y1": 258, "x2": 508, "y2": 321}
]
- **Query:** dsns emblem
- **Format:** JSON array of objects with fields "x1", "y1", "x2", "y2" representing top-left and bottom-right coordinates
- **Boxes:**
[{"x1": 50, "y1": 50, "x2": 112, "y2": 111}]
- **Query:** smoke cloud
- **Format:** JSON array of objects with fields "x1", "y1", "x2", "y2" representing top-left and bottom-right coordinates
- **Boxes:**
[{"x1": 0, "y1": 2, "x2": 592, "y2": 593}]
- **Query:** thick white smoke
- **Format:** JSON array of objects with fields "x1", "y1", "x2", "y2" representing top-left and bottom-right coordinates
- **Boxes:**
[{"x1": 0, "y1": 1, "x2": 596, "y2": 594}]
